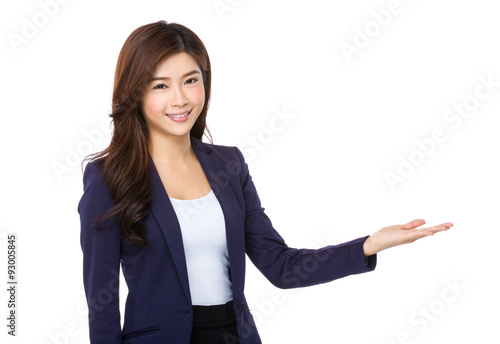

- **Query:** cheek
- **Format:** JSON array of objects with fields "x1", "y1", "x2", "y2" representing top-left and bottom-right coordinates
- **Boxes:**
[
  {"x1": 192, "y1": 87, "x2": 205, "y2": 106},
  {"x1": 142, "y1": 94, "x2": 165, "y2": 115}
]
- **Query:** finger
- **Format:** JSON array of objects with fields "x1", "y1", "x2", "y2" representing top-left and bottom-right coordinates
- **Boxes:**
[
  {"x1": 427, "y1": 222, "x2": 453, "y2": 229},
  {"x1": 427, "y1": 225, "x2": 451, "y2": 233},
  {"x1": 419, "y1": 224, "x2": 452, "y2": 236},
  {"x1": 432, "y1": 222, "x2": 453, "y2": 230},
  {"x1": 401, "y1": 219, "x2": 425, "y2": 230},
  {"x1": 406, "y1": 222, "x2": 453, "y2": 242}
]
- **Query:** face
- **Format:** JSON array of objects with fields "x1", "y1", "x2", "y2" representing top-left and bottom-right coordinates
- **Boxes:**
[{"x1": 141, "y1": 52, "x2": 205, "y2": 141}]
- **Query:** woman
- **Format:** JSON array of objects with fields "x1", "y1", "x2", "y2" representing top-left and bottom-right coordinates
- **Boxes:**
[{"x1": 79, "y1": 20, "x2": 453, "y2": 344}]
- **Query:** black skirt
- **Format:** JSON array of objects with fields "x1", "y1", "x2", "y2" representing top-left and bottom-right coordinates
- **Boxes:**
[{"x1": 191, "y1": 300, "x2": 240, "y2": 344}]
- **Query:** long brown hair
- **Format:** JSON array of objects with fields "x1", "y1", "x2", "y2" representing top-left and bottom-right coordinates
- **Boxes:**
[{"x1": 85, "y1": 20, "x2": 213, "y2": 247}]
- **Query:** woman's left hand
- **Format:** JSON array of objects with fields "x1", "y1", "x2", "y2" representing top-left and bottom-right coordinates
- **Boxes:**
[{"x1": 363, "y1": 219, "x2": 453, "y2": 256}]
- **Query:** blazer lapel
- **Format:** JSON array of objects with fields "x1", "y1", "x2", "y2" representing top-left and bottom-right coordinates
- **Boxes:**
[
  {"x1": 148, "y1": 153, "x2": 192, "y2": 303},
  {"x1": 147, "y1": 135, "x2": 245, "y2": 305}
]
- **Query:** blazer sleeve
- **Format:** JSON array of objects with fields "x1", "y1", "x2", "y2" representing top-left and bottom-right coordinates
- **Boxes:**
[
  {"x1": 234, "y1": 147, "x2": 377, "y2": 289},
  {"x1": 78, "y1": 161, "x2": 123, "y2": 343}
]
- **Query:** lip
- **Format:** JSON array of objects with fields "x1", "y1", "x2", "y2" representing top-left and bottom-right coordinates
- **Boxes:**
[
  {"x1": 166, "y1": 110, "x2": 191, "y2": 117},
  {"x1": 166, "y1": 110, "x2": 191, "y2": 123}
]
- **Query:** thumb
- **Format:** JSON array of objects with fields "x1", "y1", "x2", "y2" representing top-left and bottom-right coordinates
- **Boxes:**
[{"x1": 402, "y1": 219, "x2": 425, "y2": 230}]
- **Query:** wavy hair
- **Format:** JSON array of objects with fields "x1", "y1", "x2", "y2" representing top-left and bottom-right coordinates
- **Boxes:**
[{"x1": 84, "y1": 20, "x2": 213, "y2": 247}]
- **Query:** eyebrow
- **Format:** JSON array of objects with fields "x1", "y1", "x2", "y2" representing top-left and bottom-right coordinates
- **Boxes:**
[{"x1": 150, "y1": 70, "x2": 200, "y2": 82}]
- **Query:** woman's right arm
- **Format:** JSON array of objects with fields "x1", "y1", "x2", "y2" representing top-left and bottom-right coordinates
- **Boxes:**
[{"x1": 78, "y1": 161, "x2": 123, "y2": 344}]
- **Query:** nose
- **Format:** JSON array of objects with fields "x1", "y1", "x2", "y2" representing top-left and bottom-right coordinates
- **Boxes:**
[{"x1": 170, "y1": 84, "x2": 188, "y2": 107}]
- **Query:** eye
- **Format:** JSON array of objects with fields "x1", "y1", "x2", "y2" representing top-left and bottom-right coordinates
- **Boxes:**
[
  {"x1": 153, "y1": 84, "x2": 167, "y2": 89},
  {"x1": 185, "y1": 78, "x2": 198, "y2": 85}
]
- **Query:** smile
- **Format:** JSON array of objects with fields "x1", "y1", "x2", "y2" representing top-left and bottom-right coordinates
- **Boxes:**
[{"x1": 167, "y1": 110, "x2": 191, "y2": 118}]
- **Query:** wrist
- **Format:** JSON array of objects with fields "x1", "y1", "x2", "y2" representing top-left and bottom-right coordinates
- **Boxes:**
[{"x1": 363, "y1": 236, "x2": 377, "y2": 257}]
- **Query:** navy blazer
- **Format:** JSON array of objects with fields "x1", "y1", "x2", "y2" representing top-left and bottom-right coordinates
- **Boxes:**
[{"x1": 79, "y1": 134, "x2": 377, "y2": 344}]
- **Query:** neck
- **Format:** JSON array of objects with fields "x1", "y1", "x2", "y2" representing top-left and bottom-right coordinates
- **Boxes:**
[{"x1": 149, "y1": 133, "x2": 195, "y2": 166}]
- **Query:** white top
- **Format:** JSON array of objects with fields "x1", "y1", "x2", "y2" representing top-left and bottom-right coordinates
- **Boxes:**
[{"x1": 169, "y1": 189, "x2": 233, "y2": 306}]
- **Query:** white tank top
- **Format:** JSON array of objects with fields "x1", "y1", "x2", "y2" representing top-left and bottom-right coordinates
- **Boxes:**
[{"x1": 169, "y1": 189, "x2": 233, "y2": 306}]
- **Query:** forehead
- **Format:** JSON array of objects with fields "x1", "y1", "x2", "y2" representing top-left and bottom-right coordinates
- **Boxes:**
[{"x1": 153, "y1": 52, "x2": 201, "y2": 77}]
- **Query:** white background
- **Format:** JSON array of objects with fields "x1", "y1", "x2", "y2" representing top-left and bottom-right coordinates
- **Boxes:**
[{"x1": 1, "y1": 0, "x2": 499, "y2": 343}]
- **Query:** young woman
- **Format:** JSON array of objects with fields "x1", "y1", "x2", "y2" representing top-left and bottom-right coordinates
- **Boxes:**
[{"x1": 79, "y1": 20, "x2": 453, "y2": 344}]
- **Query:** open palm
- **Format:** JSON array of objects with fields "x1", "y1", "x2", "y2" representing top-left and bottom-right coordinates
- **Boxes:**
[{"x1": 363, "y1": 219, "x2": 453, "y2": 256}]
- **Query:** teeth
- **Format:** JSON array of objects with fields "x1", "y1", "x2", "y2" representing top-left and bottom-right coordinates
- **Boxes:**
[{"x1": 168, "y1": 111, "x2": 189, "y2": 118}]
